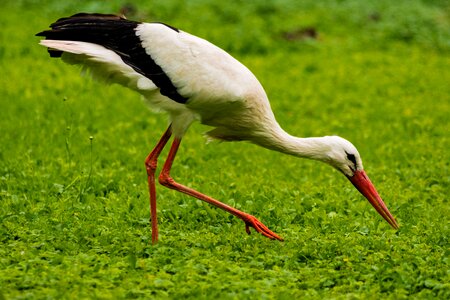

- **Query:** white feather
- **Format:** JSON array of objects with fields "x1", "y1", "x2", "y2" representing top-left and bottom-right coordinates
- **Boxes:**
[
  {"x1": 135, "y1": 24, "x2": 277, "y2": 138},
  {"x1": 136, "y1": 24, "x2": 264, "y2": 103},
  {"x1": 39, "y1": 40, "x2": 156, "y2": 92},
  {"x1": 39, "y1": 39, "x2": 191, "y2": 133}
]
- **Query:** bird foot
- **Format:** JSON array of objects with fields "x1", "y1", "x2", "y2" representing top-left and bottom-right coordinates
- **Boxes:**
[{"x1": 241, "y1": 213, "x2": 284, "y2": 241}]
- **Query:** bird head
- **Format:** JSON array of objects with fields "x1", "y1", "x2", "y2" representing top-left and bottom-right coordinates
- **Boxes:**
[
  {"x1": 322, "y1": 136, "x2": 399, "y2": 229},
  {"x1": 322, "y1": 136, "x2": 363, "y2": 177}
]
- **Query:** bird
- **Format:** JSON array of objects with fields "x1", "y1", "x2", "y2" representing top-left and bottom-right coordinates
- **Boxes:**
[{"x1": 36, "y1": 13, "x2": 399, "y2": 243}]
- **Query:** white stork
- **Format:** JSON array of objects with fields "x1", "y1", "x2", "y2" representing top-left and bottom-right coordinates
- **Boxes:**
[{"x1": 37, "y1": 13, "x2": 399, "y2": 243}]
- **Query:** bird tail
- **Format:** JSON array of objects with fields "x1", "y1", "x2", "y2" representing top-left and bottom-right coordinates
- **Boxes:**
[
  {"x1": 36, "y1": 13, "x2": 156, "y2": 90},
  {"x1": 36, "y1": 13, "x2": 138, "y2": 57},
  {"x1": 36, "y1": 12, "x2": 178, "y2": 40},
  {"x1": 38, "y1": 40, "x2": 144, "y2": 86}
]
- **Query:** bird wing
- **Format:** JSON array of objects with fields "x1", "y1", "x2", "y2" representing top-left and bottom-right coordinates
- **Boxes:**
[
  {"x1": 135, "y1": 23, "x2": 265, "y2": 106},
  {"x1": 36, "y1": 13, "x2": 187, "y2": 103},
  {"x1": 37, "y1": 13, "x2": 272, "y2": 135},
  {"x1": 134, "y1": 22, "x2": 277, "y2": 139},
  {"x1": 37, "y1": 13, "x2": 266, "y2": 104}
]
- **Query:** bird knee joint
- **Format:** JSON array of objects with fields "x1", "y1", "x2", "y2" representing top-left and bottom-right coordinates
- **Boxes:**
[
  {"x1": 145, "y1": 159, "x2": 158, "y2": 174},
  {"x1": 159, "y1": 173, "x2": 175, "y2": 187}
]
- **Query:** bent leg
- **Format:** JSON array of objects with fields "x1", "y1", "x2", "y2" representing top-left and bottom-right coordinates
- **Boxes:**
[{"x1": 158, "y1": 137, "x2": 283, "y2": 241}]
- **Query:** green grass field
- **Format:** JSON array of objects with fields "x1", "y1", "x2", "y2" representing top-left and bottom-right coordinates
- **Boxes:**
[{"x1": 1, "y1": 0, "x2": 449, "y2": 299}]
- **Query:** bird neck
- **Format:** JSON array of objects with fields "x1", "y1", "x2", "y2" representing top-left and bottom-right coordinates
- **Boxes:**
[{"x1": 251, "y1": 125, "x2": 332, "y2": 163}]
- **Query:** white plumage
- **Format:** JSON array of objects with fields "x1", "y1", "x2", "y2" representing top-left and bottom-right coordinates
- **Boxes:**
[
  {"x1": 37, "y1": 13, "x2": 398, "y2": 243},
  {"x1": 41, "y1": 40, "x2": 154, "y2": 89},
  {"x1": 42, "y1": 22, "x2": 271, "y2": 139}
]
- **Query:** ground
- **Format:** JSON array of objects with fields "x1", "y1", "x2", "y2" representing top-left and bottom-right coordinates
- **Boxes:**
[{"x1": 0, "y1": 0, "x2": 449, "y2": 299}]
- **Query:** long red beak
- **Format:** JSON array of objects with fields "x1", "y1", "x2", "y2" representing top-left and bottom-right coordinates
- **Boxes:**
[{"x1": 348, "y1": 170, "x2": 399, "y2": 229}]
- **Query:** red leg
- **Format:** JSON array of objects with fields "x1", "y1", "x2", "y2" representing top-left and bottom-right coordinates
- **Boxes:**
[
  {"x1": 145, "y1": 125, "x2": 172, "y2": 244},
  {"x1": 158, "y1": 137, "x2": 283, "y2": 241}
]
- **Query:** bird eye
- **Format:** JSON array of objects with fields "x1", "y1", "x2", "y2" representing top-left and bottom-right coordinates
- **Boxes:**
[
  {"x1": 345, "y1": 152, "x2": 357, "y2": 171},
  {"x1": 346, "y1": 153, "x2": 356, "y2": 164}
]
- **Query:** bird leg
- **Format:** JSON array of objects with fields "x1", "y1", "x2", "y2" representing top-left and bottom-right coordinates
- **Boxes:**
[
  {"x1": 158, "y1": 137, "x2": 284, "y2": 241},
  {"x1": 145, "y1": 125, "x2": 172, "y2": 244}
]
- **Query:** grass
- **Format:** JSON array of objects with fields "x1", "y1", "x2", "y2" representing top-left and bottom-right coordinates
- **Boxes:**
[{"x1": 1, "y1": 0, "x2": 449, "y2": 298}]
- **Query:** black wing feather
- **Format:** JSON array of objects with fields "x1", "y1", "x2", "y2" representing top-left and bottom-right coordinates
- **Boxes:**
[{"x1": 37, "y1": 13, "x2": 188, "y2": 104}]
